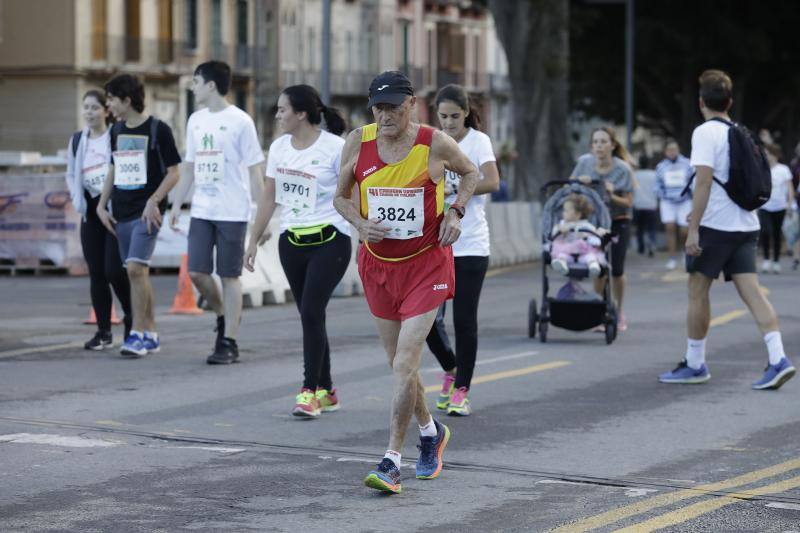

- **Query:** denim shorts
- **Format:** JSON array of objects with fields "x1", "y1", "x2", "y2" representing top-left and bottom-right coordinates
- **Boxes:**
[
  {"x1": 116, "y1": 217, "x2": 159, "y2": 266},
  {"x1": 187, "y1": 217, "x2": 248, "y2": 278}
]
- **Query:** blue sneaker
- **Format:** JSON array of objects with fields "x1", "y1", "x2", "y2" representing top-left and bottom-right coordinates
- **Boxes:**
[
  {"x1": 364, "y1": 458, "x2": 401, "y2": 494},
  {"x1": 659, "y1": 360, "x2": 711, "y2": 384},
  {"x1": 752, "y1": 358, "x2": 796, "y2": 390},
  {"x1": 142, "y1": 333, "x2": 160, "y2": 354},
  {"x1": 416, "y1": 419, "x2": 451, "y2": 479},
  {"x1": 120, "y1": 333, "x2": 147, "y2": 358}
]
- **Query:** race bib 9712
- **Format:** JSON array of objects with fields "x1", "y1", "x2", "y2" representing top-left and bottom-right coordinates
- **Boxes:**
[{"x1": 195, "y1": 150, "x2": 225, "y2": 187}]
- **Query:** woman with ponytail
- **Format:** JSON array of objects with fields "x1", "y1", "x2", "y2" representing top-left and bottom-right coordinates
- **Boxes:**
[
  {"x1": 245, "y1": 85, "x2": 352, "y2": 418},
  {"x1": 426, "y1": 84, "x2": 500, "y2": 416},
  {"x1": 571, "y1": 126, "x2": 635, "y2": 331}
]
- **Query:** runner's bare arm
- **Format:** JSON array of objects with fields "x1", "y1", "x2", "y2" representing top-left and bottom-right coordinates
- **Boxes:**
[
  {"x1": 96, "y1": 164, "x2": 117, "y2": 235},
  {"x1": 169, "y1": 162, "x2": 195, "y2": 229},
  {"x1": 141, "y1": 164, "x2": 180, "y2": 233},
  {"x1": 473, "y1": 161, "x2": 500, "y2": 195},
  {"x1": 686, "y1": 165, "x2": 713, "y2": 256},
  {"x1": 244, "y1": 175, "x2": 277, "y2": 272},
  {"x1": 431, "y1": 130, "x2": 479, "y2": 245},
  {"x1": 334, "y1": 128, "x2": 389, "y2": 243}
]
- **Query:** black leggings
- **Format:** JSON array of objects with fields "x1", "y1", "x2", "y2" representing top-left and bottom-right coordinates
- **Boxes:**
[
  {"x1": 80, "y1": 196, "x2": 132, "y2": 332},
  {"x1": 633, "y1": 209, "x2": 657, "y2": 254},
  {"x1": 425, "y1": 255, "x2": 489, "y2": 390},
  {"x1": 278, "y1": 230, "x2": 352, "y2": 391},
  {"x1": 758, "y1": 209, "x2": 785, "y2": 261}
]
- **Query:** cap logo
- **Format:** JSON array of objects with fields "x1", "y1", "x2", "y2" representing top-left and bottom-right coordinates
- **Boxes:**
[{"x1": 377, "y1": 85, "x2": 390, "y2": 91}]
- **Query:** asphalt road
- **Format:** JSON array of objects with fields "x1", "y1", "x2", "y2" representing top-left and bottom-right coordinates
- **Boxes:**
[{"x1": 1, "y1": 252, "x2": 800, "y2": 532}]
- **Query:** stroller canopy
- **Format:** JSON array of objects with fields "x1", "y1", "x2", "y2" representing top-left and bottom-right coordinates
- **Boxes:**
[{"x1": 541, "y1": 181, "x2": 612, "y2": 241}]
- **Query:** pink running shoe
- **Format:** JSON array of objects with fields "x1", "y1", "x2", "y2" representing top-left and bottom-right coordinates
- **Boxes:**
[{"x1": 436, "y1": 373, "x2": 456, "y2": 410}]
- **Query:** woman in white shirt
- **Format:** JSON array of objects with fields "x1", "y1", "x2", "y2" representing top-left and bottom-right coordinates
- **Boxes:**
[
  {"x1": 244, "y1": 85, "x2": 351, "y2": 419},
  {"x1": 65, "y1": 90, "x2": 132, "y2": 351},
  {"x1": 426, "y1": 84, "x2": 500, "y2": 416},
  {"x1": 759, "y1": 144, "x2": 795, "y2": 273}
]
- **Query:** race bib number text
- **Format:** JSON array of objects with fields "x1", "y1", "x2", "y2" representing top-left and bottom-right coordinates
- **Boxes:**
[
  {"x1": 82, "y1": 163, "x2": 109, "y2": 198},
  {"x1": 367, "y1": 187, "x2": 425, "y2": 240},
  {"x1": 275, "y1": 169, "x2": 318, "y2": 213},
  {"x1": 195, "y1": 150, "x2": 225, "y2": 187},
  {"x1": 114, "y1": 150, "x2": 147, "y2": 188},
  {"x1": 664, "y1": 169, "x2": 686, "y2": 188}
]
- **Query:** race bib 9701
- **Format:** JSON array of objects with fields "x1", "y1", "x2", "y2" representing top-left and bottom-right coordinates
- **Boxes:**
[
  {"x1": 367, "y1": 187, "x2": 424, "y2": 240},
  {"x1": 275, "y1": 170, "x2": 317, "y2": 213},
  {"x1": 195, "y1": 150, "x2": 225, "y2": 187}
]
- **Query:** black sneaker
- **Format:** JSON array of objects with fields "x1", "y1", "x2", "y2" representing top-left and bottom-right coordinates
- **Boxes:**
[
  {"x1": 85, "y1": 330, "x2": 112, "y2": 351},
  {"x1": 207, "y1": 337, "x2": 239, "y2": 365}
]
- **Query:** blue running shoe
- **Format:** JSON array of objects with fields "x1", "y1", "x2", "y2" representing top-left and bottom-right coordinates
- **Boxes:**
[
  {"x1": 120, "y1": 333, "x2": 147, "y2": 358},
  {"x1": 658, "y1": 360, "x2": 710, "y2": 384},
  {"x1": 752, "y1": 358, "x2": 796, "y2": 390},
  {"x1": 142, "y1": 333, "x2": 160, "y2": 354},
  {"x1": 364, "y1": 458, "x2": 401, "y2": 494},
  {"x1": 416, "y1": 419, "x2": 451, "y2": 479}
]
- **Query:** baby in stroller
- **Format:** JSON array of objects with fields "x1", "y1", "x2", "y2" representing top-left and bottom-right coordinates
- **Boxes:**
[{"x1": 550, "y1": 193, "x2": 608, "y2": 278}]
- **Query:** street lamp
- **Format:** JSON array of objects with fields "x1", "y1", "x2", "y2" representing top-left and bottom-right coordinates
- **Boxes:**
[{"x1": 583, "y1": 0, "x2": 635, "y2": 149}]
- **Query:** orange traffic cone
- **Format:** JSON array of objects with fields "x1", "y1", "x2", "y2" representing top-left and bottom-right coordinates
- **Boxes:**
[
  {"x1": 169, "y1": 254, "x2": 204, "y2": 315},
  {"x1": 84, "y1": 303, "x2": 123, "y2": 325}
]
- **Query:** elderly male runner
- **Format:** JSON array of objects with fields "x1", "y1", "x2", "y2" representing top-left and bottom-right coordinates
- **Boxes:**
[{"x1": 334, "y1": 71, "x2": 480, "y2": 494}]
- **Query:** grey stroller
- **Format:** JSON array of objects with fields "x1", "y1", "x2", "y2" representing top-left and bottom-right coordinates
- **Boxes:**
[{"x1": 528, "y1": 180, "x2": 618, "y2": 344}]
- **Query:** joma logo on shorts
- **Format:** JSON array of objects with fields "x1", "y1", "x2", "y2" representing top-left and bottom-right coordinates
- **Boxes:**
[
  {"x1": 433, "y1": 284, "x2": 448, "y2": 291},
  {"x1": 362, "y1": 165, "x2": 378, "y2": 177}
]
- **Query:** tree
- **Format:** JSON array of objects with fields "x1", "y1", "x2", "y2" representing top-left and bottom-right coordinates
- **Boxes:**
[
  {"x1": 488, "y1": 0, "x2": 574, "y2": 200},
  {"x1": 571, "y1": 0, "x2": 800, "y2": 157}
]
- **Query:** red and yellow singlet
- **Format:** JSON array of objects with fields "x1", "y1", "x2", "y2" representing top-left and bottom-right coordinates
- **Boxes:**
[{"x1": 354, "y1": 123, "x2": 445, "y2": 261}]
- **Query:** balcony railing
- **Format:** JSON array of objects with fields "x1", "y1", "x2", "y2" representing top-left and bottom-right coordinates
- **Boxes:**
[{"x1": 86, "y1": 34, "x2": 259, "y2": 73}]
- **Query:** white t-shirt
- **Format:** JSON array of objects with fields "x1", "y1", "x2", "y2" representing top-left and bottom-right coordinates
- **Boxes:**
[
  {"x1": 82, "y1": 131, "x2": 112, "y2": 198},
  {"x1": 690, "y1": 120, "x2": 760, "y2": 232},
  {"x1": 266, "y1": 131, "x2": 351, "y2": 235},
  {"x1": 185, "y1": 106, "x2": 265, "y2": 222},
  {"x1": 761, "y1": 163, "x2": 792, "y2": 212},
  {"x1": 443, "y1": 128, "x2": 496, "y2": 256}
]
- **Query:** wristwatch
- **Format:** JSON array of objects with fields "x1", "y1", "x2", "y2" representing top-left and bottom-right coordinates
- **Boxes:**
[{"x1": 448, "y1": 203, "x2": 465, "y2": 219}]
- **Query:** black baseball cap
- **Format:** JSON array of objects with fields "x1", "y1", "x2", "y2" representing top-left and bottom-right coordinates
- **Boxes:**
[{"x1": 367, "y1": 70, "x2": 415, "y2": 109}]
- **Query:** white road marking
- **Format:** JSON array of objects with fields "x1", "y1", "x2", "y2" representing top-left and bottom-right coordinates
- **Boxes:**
[
  {"x1": 164, "y1": 446, "x2": 245, "y2": 454},
  {"x1": 766, "y1": 502, "x2": 800, "y2": 511},
  {"x1": 0, "y1": 433, "x2": 119, "y2": 448},
  {"x1": 423, "y1": 350, "x2": 539, "y2": 373},
  {"x1": 537, "y1": 479, "x2": 657, "y2": 498},
  {"x1": 0, "y1": 342, "x2": 83, "y2": 359}
]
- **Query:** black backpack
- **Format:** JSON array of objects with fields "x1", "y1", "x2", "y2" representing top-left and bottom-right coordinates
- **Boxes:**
[
  {"x1": 110, "y1": 117, "x2": 167, "y2": 178},
  {"x1": 683, "y1": 117, "x2": 771, "y2": 211}
]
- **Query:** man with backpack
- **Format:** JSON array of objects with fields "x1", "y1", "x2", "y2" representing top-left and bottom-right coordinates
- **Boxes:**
[
  {"x1": 96, "y1": 74, "x2": 182, "y2": 357},
  {"x1": 659, "y1": 69, "x2": 795, "y2": 390}
]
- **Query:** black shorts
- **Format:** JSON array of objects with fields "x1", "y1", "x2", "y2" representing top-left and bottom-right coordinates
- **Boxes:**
[
  {"x1": 685, "y1": 226, "x2": 758, "y2": 282},
  {"x1": 610, "y1": 219, "x2": 630, "y2": 277},
  {"x1": 188, "y1": 217, "x2": 248, "y2": 278}
]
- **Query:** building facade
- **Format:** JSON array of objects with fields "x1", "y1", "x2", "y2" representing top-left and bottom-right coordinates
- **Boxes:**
[{"x1": 0, "y1": 0, "x2": 511, "y2": 155}]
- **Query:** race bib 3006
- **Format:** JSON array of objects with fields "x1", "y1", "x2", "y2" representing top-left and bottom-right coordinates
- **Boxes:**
[{"x1": 113, "y1": 150, "x2": 147, "y2": 189}]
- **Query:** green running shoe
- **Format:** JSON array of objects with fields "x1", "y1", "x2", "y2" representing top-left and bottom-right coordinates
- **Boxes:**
[{"x1": 436, "y1": 373, "x2": 456, "y2": 410}]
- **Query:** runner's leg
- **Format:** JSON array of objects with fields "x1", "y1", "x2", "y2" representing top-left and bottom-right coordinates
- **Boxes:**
[{"x1": 452, "y1": 256, "x2": 489, "y2": 389}]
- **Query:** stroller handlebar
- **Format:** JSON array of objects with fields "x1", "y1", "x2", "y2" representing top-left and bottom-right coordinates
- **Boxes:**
[{"x1": 540, "y1": 179, "x2": 602, "y2": 195}]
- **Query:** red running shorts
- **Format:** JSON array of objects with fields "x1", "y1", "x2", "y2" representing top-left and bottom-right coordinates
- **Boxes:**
[{"x1": 358, "y1": 244, "x2": 455, "y2": 321}]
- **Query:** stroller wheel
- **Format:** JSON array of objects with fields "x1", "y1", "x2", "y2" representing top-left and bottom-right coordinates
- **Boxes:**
[
  {"x1": 528, "y1": 299, "x2": 538, "y2": 339},
  {"x1": 539, "y1": 320, "x2": 548, "y2": 343},
  {"x1": 605, "y1": 317, "x2": 617, "y2": 345}
]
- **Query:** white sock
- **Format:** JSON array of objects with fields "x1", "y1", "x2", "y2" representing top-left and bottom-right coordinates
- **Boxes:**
[
  {"x1": 685, "y1": 338, "x2": 706, "y2": 369},
  {"x1": 764, "y1": 331, "x2": 786, "y2": 365},
  {"x1": 145, "y1": 331, "x2": 158, "y2": 341},
  {"x1": 384, "y1": 450, "x2": 401, "y2": 469},
  {"x1": 419, "y1": 417, "x2": 437, "y2": 437}
]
